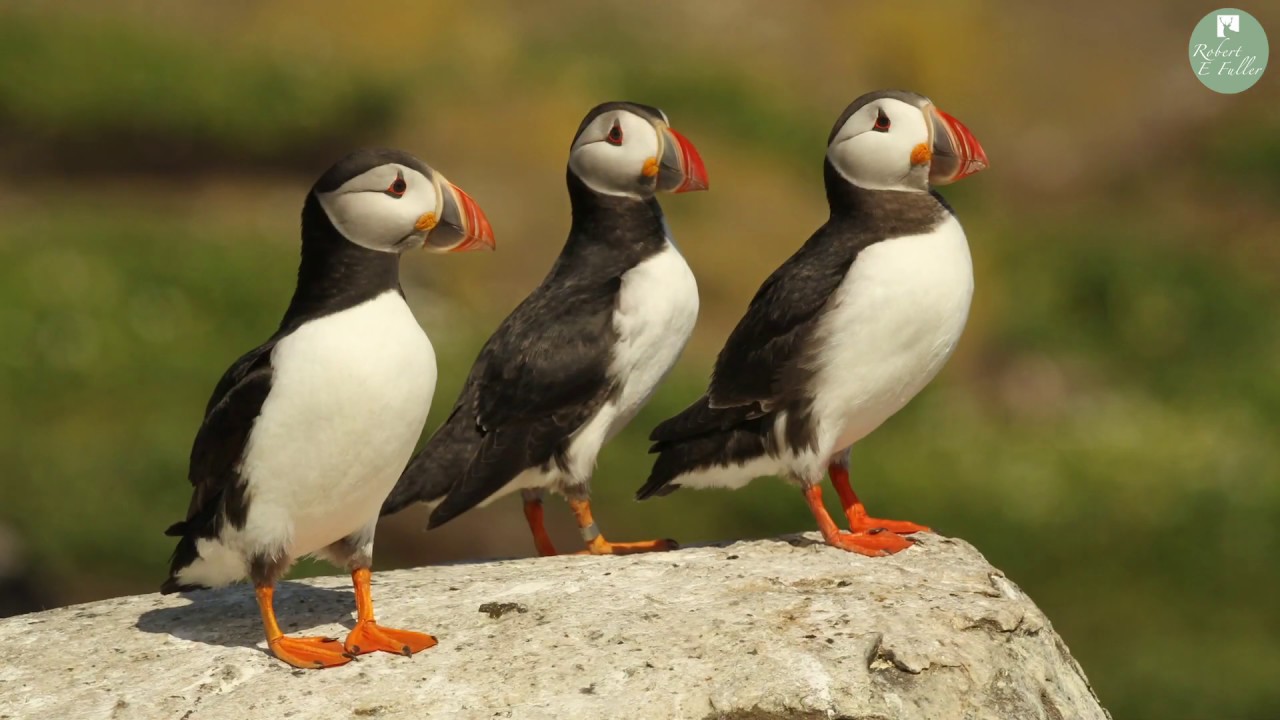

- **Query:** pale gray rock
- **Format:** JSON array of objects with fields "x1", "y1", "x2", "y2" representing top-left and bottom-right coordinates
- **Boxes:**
[{"x1": 0, "y1": 533, "x2": 1109, "y2": 720}]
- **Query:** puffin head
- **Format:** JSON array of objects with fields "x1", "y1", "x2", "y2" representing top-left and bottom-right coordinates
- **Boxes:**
[
  {"x1": 312, "y1": 148, "x2": 495, "y2": 253},
  {"x1": 826, "y1": 90, "x2": 988, "y2": 193},
  {"x1": 568, "y1": 102, "x2": 709, "y2": 198}
]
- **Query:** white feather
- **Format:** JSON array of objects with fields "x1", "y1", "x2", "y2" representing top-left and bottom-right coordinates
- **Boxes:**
[
  {"x1": 828, "y1": 98, "x2": 930, "y2": 192},
  {"x1": 806, "y1": 213, "x2": 972, "y2": 463},
  {"x1": 176, "y1": 291, "x2": 436, "y2": 588},
  {"x1": 316, "y1": 166, "x2": 437, "y2": 252},
  {"x1": 665, "y1": 454, "x2": 785, "y2": 491},
  {"x1": 569, "y1": 241, "x2": 699, "y2": 480},
  {"x1": 568, "y1": 111, "x2": 661, "y2": 198}
]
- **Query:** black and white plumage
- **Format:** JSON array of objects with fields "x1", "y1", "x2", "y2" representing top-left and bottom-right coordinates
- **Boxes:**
[
  {"x1": 161, "y1": 148, "x2": 493, "y2": 668},
  {"x1": 637, "y1": 90, "x2": 988, "y2": 555},
  {"x1": 383, "y1": 102, "x2": 708, "y2": 554}
]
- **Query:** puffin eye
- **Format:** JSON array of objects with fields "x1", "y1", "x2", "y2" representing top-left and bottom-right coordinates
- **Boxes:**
[
  {"x1": 605, "y1": 121, "x2": 624, "y2": 146},
  {"x1": 872, "y1": 109, "x2": 891, "y2": 132},
  {"x1": 386, "y1": 173, "x2": 407, "y2": 197}
]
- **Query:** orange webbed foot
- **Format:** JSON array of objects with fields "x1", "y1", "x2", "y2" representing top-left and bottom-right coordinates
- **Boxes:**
[
  {"x1": 268, "y1": 635, "x2": 354, "y2": 669},
  {"x1": 828, "y1": 463, "x2": 931, "y2": 537},
  {"x1": 577, "y1": 537, "x2": 679, "y2": 555},
  {"x1": 824, "y1": 530, "x2": 915, "y2": 557},
  {"x1": 343, "y1": 621, "x2": 438, "y2": 657},
  {"x1": 804, "y1": 484, "x2": 916, "y2": 557},
  {"x1": 846, "y1": 513, "x2": 931, "y2": 536}
]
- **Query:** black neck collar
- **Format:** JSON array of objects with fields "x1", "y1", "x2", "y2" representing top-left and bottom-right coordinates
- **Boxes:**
[
  {"x1": 564, "y1": 170, "x2": 667, "y2": 255},
  {"x1": 278, "y1": 194, "x2": 403, "y2": 331},
  {"x1": 822, "y1": 159, "x2": 951, "y2": 235}
]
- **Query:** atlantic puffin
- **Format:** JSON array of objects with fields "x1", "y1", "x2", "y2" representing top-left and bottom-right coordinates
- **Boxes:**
[
  {"x1": 382, "y1": 102, "x2": 707, "y2": 556},
  {"x1": 637, "y1": 90, "x2": 988, "y2": 556},
  {"x1": 161, "y1": 148, "x2": 494, "y2": 669}
]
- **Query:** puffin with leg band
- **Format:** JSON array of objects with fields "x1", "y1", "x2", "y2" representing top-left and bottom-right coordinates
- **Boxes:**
[
  {"x1": 161, "y1": 148, "x2": 494, "y2": 669},
  {"x1": 382, "y1": 102, "x2": 707, "y2": 556},
  {"x1": 637, "y1": 90, "x2": 988, "y2": 556}
]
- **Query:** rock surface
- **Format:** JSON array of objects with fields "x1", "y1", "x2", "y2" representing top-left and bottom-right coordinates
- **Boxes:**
[{"x1": 0, "y1": 533, "x2": 1108, "y2": 720}]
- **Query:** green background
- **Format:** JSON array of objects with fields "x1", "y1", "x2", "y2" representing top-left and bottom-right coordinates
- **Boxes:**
[{"x1": 1, "y1": 3, "x2": 1277, "y2": 718}]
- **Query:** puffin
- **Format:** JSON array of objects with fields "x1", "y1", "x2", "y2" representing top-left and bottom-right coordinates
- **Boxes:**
[
  {"x1": 636, "y1": 90, "x2": 988, "y2": 556},
  {"x1": 161, "y1": 148, "x2": 495, "y2": 669},
  {"x1": 382, "y1": 102, "x2": 707, "y2": 556}
]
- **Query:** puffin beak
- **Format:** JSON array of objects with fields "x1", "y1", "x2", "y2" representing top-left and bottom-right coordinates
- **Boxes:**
[
  {"x1": 926, "y1": 106, "x2": 988, "y2": 185},
  {"x1": 655, "y1": 126, "x2": 709, "y2": 193},
  {"x1": 424, "y1": 176, "x2": 495, "y2": 253}
]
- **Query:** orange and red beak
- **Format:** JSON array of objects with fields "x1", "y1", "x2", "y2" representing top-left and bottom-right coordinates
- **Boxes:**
[
  {"x1": 656, "y1": 126, "x2": 709, "y2": 194},
  {"x1": 926, "y1": 106, "x2": 988, "y2": 185},
  {"x1": 425, "y1": 176, "x2": 495, "y2": 253}
]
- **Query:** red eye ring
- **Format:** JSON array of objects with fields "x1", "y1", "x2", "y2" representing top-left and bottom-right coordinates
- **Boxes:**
[
  {"x1": 872, "y1": 109, "x2": 891, "y2": 132},
  {"x1": 605, "y1": 121, "x2": 624, "y2": 146},
  {"x1": 386, "y1": 174, "x2": 407, "y2": 197}
]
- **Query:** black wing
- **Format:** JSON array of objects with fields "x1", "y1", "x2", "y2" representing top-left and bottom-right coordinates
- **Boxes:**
[
  {"x1": 423, "y1": 278, "x2": 621, "y2": 527},
  {"x1": 650, "y1": 226, "x2": 856, "y2": 446},
  {"x1": 473, "y1": 278, "x2": 620, "y2": 432},
  {"x1": 166, "y1": 342, "x2": 276, "y2": 539},
  {"x1": 709, "y1": 228, "x2": 857, "y2": 409}
]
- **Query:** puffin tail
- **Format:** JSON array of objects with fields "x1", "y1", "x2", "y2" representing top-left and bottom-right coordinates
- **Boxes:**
[
  {"x1": 381, "y1": 455, "x2": 442, "y2": 518},
  {"x1": 381, "y1": 406, "x2": 478, "y2": 519},
  {"x1": 637, "y1": 395, "x2": 775, "y2": 500},
  {"x1": 160, "y1": 499, "x2": 236, "y2": 594},
  {"x1": 160, "y1": 525, "x2": 207, "y2": 595},
  {"x1": 427, "y1": 422, "x2": 549, "y2": 529}
]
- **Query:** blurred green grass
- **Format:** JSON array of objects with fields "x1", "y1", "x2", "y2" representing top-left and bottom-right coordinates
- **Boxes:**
[
  {"x1": 1, "y1": 3, "x2": 1279, "y2": 719},
  {"x1": 0, "y1": 11, "x2": 400, "y2": 172}
]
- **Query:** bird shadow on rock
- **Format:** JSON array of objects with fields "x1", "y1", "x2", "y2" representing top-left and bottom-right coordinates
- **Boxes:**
[{"x1": 135, "y1": 581, "x2": 357, "y2": 656}]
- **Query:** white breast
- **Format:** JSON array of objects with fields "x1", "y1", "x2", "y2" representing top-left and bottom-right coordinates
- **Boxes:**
[
  {"x1": 561, "y1": 241, "x2": 700, "y2": 484},
  {"x1": 809, "y1": 213, "x2": 973, "y2": 456},
  {"x1": 610, "y1": 243, "x2": 700, "y2": 422},
  {"x1": 238, "y1": 291, "x2": 436, "y2": 557}
]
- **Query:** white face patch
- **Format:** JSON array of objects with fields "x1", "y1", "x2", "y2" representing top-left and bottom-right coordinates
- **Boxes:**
[
  {"x1": 568, "y1": 110, "x2": 661, "y2": 197},
  {"x1": 316, "y1": 164, "x2": 439, "y2": 252},
  {"x1": 827, "y1": 98, "x2": 931, "y2": 192}
]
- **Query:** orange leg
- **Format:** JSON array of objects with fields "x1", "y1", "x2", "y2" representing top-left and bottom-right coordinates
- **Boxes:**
[
  {"x1": 342, "y1": 568, "x2": 438, "y2": 657},
  {"x1": 802, "y1": 485, "x2": 913, "y2": 557},
  {"x1": 522, "y1": 491, "x2": 560, "y2": 557},
  {"x1": 567, "y1": 497, "x2": 676, "y2": 555},
  {"x1": 255, "y1": 584, "x2": 352, "y2": 669},
  {"x1": 829, "y1": 463, "x2": 930, "y2": 535}
]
